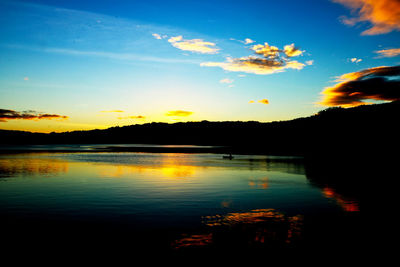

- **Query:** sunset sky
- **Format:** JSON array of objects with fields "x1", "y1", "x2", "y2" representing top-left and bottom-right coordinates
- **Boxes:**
[{"x1": 1, "y1": 0, "x2": 399, "y2": 132}]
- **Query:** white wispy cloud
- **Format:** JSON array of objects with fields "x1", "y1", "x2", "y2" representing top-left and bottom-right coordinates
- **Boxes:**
[
  {"x1": 350, "y1": 58, "x2": 362, "y2": 63},
  {"x1": 152, "y1": 33, "x2": 162, "y2": 39},
  {"x1": 219, "y1": 78, "x2": 234, "y2": 84},
  {"x1": 168, "y1": 35, "x2": 219, "y2": 54},
  {"x1": 3, "y1": 44, "x2": 200, "y2": 64}
]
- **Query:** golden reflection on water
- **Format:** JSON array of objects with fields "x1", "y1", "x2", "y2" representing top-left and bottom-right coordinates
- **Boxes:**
[
  {"x1": 0, "y1": 153, "x2": 201, "y2": 180},
  {"x1": 172, "y1": 208, "x2": 303, "y2": 250},
  {"x1": 0, "y1": 157, "x2": 69, "y2": 176},
  {"x1": 96, "y1": 153, "x2": 200, "y2": 179},
  {"x1": 322, "y1": 187, "x2": 360, "y2": 212},
  {"x1": 97, "y1": 163, "x2": 198, "y2": 179},
  {"x1": 248, "y1": 176, "x2": 269, "y2": 189}
]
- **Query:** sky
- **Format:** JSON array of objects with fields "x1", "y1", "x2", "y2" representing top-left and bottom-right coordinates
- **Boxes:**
[{"x1": 0, "y1": 0, "x2": 399, "y2": 132}]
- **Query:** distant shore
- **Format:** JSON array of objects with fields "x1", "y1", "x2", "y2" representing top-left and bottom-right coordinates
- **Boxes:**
[
  {"x1": 1, "y1": 102, "x2": 398, "y2": 157},
  {"x1": 0, "y1": 144, "x2": 284, "y2": 155}
]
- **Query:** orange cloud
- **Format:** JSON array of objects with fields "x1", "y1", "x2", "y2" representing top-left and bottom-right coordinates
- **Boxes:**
[
  {"x1": 168, "y1": 35, "x2": 219, "y2": 54},
  {"x1": 249, "y1": 99, "x2": 269, "y2": 104},
  {"x1": 375, "y1": 48, "x2": 400, "y2": 58},
  {"x1": 165, "y1": 110, "x2": 193, "y2": 117},
  {"x1": 333, "y1": 0, "x2": 400, "y2": 35},
  {"x1": 258, "y1": 99, "x2": 269, "y2": 104},
  {"x1": 319, "y1": 65, "x2": 400, "y2": 107},
  {"x1": 0, "y1": 109, "x2": 68, "y2": 122}
]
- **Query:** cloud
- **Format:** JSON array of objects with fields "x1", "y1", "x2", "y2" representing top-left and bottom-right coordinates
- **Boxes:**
[
  {"x1": 252, "y1": 43, "x2": 281, "y2": 58},
  {"x1": 282, "y1": 44, "x2": 304, "y2": 57},
  {"x1": 165, "y1": 110, "x2": 193, "y2": 117},
  {"x1": 220, "y1": 78, "x2": 234, "y2": 84},
  {"x1": 152, "y1": 33, "x2": 162, "y2": 40},
  {"x1": 306, "y1": 60, "x2": 314, "y2": 65},
  {"x1": 118, "y1": 115, "x2": 145, "y2": 119},
  {"x1": 230, "y1": 38, "x2": 256, "y2": 44},
  {"x1": 375, "y1": 48, "x2": 400, "y2": 58},
  {"x1": 258, "y1": 99, "x2": 270, "y2": 104},
  {"x1": 23, "y1": 77, "x2": 29, "y2": 80},
  {"x1": 249, "y1": 99, "x2": 269, "y2": 104},
  {"x1": 201, "y1": 42, "x2": 307, "y2": 75},
  {"x1": 244, "y1": 38, "x2": 255, "y2": 44},
  {"x1": 333, "y1": 0, "x2": 400, "y2": 35},
  {"x1": 319, "y1": 65, "x2": 400, "y2": 107},
  {"x1": 252, "y1": 43, "x2": 304, "y2": 58},
  {"x1": 168, "y1": 35, "x2": 219, "y2": 54},
  {"x1": 350, "y1": 58, "x2": 362, "y2": 63},
  {"x1": 201, "y1": 56, "x2": 305, "y2": 75},
  {"x1": 5, "y1": 44, "x2": 199, "y2": 65},
  {"x1": 0, "y1": 109, "x2": 68, "y2": 122},
  {"x1": 100, "y1": 110, "x2": 124, "y2": 113}
]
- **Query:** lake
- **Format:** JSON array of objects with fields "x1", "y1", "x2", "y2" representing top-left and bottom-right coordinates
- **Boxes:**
[{"x1": 0, "y1": 151, "x2": 362, "y2": 257}]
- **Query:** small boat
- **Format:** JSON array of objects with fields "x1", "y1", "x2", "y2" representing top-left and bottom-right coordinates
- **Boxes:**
[{"x1": 222, "y1": 153, "x2": 234, "y2": 159}]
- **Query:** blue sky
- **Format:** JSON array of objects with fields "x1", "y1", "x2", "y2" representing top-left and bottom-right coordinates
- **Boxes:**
[{"x1": 0, "y1": 0, "x2": 399, "y2": 132}]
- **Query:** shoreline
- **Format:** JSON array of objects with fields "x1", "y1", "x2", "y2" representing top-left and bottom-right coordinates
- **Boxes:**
[{"x1": 0, "y1": 145, "x2": 311, "y2": 158}]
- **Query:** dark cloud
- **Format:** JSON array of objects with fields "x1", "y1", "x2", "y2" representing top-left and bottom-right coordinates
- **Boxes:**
[
  {"x1": 319, "y1": 65, "x2": 400, "y2": 107},
  {"x1": 0, "y1": 109, "x2": 68, "y2": 122}
]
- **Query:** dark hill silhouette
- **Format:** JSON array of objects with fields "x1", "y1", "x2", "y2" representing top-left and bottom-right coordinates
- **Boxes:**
[{"x1": 1, "y1": 101, "x2": 399, "y2": 157}]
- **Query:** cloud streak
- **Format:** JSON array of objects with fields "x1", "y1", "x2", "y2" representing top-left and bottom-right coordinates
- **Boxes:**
[
  {"x1": 118, "y1": 115, "x2": 145, "y2": 119},
  {"x1": 319, "y1": 65, "x2": 400, "y2": 107},
  {"x1": 165, "y1": 110, "x2": 193, "y2": 117},
  {"x1": 100, "y1": 110, "x2": 124, "y2": 113},
  {"x1": 375, "y1": 48, "x2": 400, "y2": 58},
  {"x1": 3, "y1": 44, "x2": 200, "y2": 65},
  {"x1": 249, "y1": 99, "x2": 270, "y2": 104},
  {"x1": 0, "y1": 109, "x2": 68, "y2": 122},
  {"x1": 220, "y1": 78, "x2": 234, "y2": 84},
  {"x1": 333, "y1": 0, "x2": 400, "y2": 35},
  {"x1": 201, "y1": 42, "x2": 307, "y2": 75}
]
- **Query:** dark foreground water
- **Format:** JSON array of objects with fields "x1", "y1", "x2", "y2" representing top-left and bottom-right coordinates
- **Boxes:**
[{"x1": 0, "y1": 152, "x2": 362, "y2": 258}]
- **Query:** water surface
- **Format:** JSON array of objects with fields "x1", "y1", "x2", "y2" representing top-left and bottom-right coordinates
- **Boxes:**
[{"x1": 0, "y1": 152, "x2": 360, "y2": 254}]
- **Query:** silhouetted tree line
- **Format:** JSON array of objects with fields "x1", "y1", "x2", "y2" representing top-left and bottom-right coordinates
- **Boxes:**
[{"x1": 1, "y1": 101, "x2": 399, "y2": 157}]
